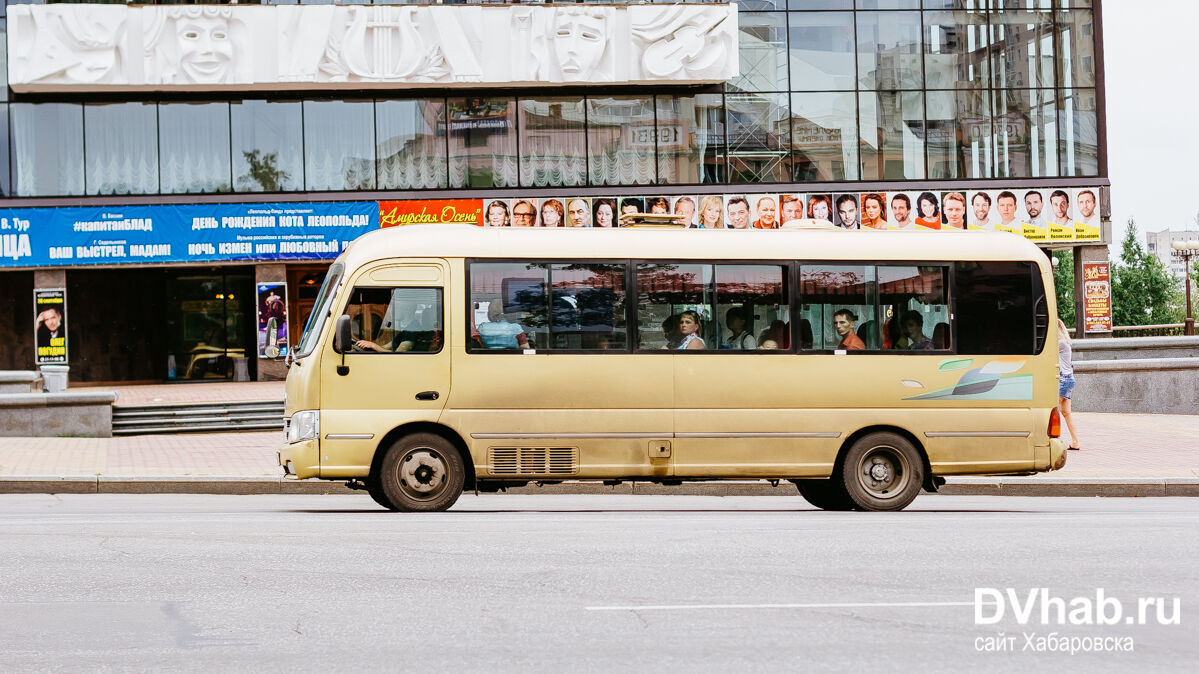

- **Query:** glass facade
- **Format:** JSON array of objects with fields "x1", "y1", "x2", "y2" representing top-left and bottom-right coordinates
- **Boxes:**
[{"x1": 0, "y1": 3, "x2": 1100, "y2": 197}]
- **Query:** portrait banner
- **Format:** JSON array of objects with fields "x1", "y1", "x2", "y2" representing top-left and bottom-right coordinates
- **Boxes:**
[
  {"x1": 379, "y1": 200, "x2": 483, "y2": 228},
  {"x1": 256, "y1": 282, "x2": 288, "y2": 358},
  {"x1": 1081, "y1": 262, "x2": 1113, "y2": 333},
  {"x1": 34, "y1": 288, "x2": 68, "y2": 365}
]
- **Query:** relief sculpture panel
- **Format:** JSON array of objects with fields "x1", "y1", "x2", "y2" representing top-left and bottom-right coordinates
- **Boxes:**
[{"x1": 8, "y1": 4, "x2": 739, "y2": 92}]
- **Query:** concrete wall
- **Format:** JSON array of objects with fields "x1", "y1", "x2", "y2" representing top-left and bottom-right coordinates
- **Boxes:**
[
  {"x1": 1071, "y1": 337, "x2": 1199, "y2": 414},
  {"x1": 0, "y1": 391, "x2": 116, "y2": 437}
]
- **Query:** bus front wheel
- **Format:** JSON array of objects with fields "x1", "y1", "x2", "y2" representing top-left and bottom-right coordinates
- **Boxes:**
[
  {"x1": 376, "y1": 433, "x2": 465, "y2": 512},
  {"x1": 840, "y1": 432, "x2": 924, "y2": 512}
]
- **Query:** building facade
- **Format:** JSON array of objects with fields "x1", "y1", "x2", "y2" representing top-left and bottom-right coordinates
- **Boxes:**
[{"x1": 0, "y1": 0, "x2": 1110, "y2": 383}]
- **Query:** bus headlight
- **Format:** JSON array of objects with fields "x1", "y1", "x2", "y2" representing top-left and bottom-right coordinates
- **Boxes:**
[{"x1": 287, "y1": 410, "x2": 320, "y2": 444}]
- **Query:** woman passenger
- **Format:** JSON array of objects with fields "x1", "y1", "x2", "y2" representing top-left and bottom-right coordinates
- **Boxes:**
[{"x1": 674, "y1": 310, "x2": 706, "y2": 350}]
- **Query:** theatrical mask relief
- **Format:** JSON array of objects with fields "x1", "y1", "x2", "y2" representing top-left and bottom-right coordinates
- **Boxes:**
[{"x1": 6, "y1": 4, "x2": 739, "y2": 91}]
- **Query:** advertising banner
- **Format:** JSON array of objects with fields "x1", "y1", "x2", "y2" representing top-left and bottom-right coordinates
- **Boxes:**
[
  {"x1": 0, "y1": 201, "x2": 376, "y2": 269},
  {"x1": 1081, "y1": 262, "x2": 1113, "y2": 333},
  {"x1": 34, "y1": 288, "x2": 67, "y2": 364},
  {"x1": 256, "y1": 283, "x2": 288, "y2": 358},
  {"x1": 379, "y1": 200, "x2": 484, "y2": 228}
]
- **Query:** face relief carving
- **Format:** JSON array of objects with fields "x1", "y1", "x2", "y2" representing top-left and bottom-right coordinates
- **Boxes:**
[
  {"x1": 176, "y1": 16, "x2": 234, "y2": 84},
  {"x1": 553, "y1": 10, "x2": 607, "y2": 81},
  {"x1": 60, "y1": 10, "x2": 124, "y2": 83}
]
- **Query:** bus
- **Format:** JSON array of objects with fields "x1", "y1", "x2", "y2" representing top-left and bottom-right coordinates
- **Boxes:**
[{"x1": 279, "y1": 224, "x2": 1066, "y2": 512}]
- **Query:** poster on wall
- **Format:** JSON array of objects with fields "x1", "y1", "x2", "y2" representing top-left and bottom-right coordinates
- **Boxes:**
[
  {"x1": 33, "y1": 288, "x2": 67, "y2": 364},
  {"x1": 1081, "y1": 262, "x2": 1113, "y2": 333},
  {"x1": 256, "y1": 283, "x2": 288, "y2": 358},
  {"x1": 379, "y1": 200, "x2": 483, "y2": 227}
]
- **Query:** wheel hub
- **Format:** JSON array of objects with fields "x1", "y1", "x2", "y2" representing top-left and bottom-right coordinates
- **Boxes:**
[
  {"x1": 399, "y1": 450, "x2": 445, "y2": 494},
  {"x1": 870, "y1": 461, "x2": 891, "y2": 481}
]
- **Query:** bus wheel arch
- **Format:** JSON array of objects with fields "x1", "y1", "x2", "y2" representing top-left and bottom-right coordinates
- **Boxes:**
[
  {"x1": 371, "y1": 422, "x2": 476, "y2": 494},
  {"x1": 835, "y1": 426, "x2": 931, "y2": 511}
]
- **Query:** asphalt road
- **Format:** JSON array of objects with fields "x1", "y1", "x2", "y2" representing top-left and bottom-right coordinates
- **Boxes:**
[{"x1": 1, "y1": 494, "x2": 1196, "y2": 672}]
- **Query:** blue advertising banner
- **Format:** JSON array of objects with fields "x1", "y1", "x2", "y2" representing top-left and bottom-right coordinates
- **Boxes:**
[{"x1": 0, "y1": 201, "x2": 377, "y2": 268}]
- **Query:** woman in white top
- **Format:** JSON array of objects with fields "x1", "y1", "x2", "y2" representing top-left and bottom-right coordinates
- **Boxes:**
[
  {"x1": 1057, "y1": 319, "x2": 1081, "y2": 450},
  {"x1": 675, "y1": 310, "x2": 706, "y2": 350}
]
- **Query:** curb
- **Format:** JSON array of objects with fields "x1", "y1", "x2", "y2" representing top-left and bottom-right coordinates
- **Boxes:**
[{"x1": 0, "y1": 476, "x2": 1197, "y2": 497}]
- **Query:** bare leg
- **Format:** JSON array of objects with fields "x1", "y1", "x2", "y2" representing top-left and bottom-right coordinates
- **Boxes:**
[{"x1": 1059, "y1": 396, "x2": 1080, "y2": 448}]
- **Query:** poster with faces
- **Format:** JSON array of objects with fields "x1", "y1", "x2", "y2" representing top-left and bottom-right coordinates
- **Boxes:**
[
  {"x1": 618, "y1": 197, "x2": 645, "y2": 222},
  {"x1": 778, "y1": 194, "x2": 804, "y2": 225},
  {"x1": 967, "y1": 191, "x2": 999, "y2": 231},
  {"x1": 993, "y1": 190, "x2": 1022, "y2": 235},
  {"x1": 749, "y1": 194, "x2": 780, "y2": 229},
  {"x1": 672, "y1": 196, "x2": 699, "y2": 227},
  {"x1": 1046, "y1": 189, "x2": 1075, "y2": 242},
  {"x1": 859, "y1": 192, "x2": 887, "y2": 230},
  {"x1": 483, "y1": 199, "x2": 511, "y2": 227},
  {"x1": 724, "y1": 195, "x2": 752, "y2": 229},
  {"x1": 1019, "y1": 189, "x2": 1048, "y2": 242},
  {"x1": 806, "y1": 193, "x2": 833, "y2": 223},
  {"x1": 1073, "y1": 188, "x2": 1101, "y2": 241},
  {"x1": 537, "y1": 198, "x2": 566, "y2": 227},
  {"x1": 564, "y1": 197, "x2": 592, "y2": 227},
  {"x1": 695, "y1": 195, "x2": 725, "y2": 229},
  {"x1": 644, "y1": 196, "x2": 672, "y2": 215},
  {"x1": 592, "y1": 198, "x2": 618, "y2": 228},
  {"x1": 940, "y1": 191, "x2": 969, "y2": 230},
  {"x1": 508, "y1": 198, "x2": 539, "y2": 227},
  {"x1": 833, "y1": 193, "x2": 859, "y2": 229},
  {"x1": 886, "y1": 192, "x2": 917, "y2": 230}
]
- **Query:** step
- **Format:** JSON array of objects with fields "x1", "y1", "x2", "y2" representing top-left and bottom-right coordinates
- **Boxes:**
[
  {"x1": 112, "y1": 421, "x2": 284, "y2": 436},
  {"x1": 113, "y1": 405, "x2": 284, "y2": 420},
  {"x1": 113, "y1": 413, "x2": 284, "y2": 428},
  {"x1": 113, "y1": 398, "x2": 284, "y2": 411}
]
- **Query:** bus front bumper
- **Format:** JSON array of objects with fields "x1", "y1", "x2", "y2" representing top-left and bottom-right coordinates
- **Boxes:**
[{"x1": 279, "y1": 439, "x2": 320, "y2": 480}]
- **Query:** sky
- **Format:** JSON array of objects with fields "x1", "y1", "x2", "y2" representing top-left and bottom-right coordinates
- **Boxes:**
[{"x1": 1103, "y1": 0, "x2": 1199, "y2": 238}]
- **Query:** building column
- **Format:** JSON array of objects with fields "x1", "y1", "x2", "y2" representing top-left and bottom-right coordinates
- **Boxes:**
[
  {"x1": 1073, "y1": 244, "x2": 1111, "y2": 339},
  {"x1": 255, "y1": 263, "x2": 289, "y2": 381}
]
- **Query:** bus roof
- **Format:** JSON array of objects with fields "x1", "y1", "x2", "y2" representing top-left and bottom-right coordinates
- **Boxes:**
[{"x1": 338, "y1": 224, "x2": 1050, "y2": 271}]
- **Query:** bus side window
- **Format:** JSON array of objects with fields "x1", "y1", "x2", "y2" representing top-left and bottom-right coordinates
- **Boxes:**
[
  {"x1": 799, "y1": 265, "x2": 877, "y2": 351},
  {"x1": 635, "y1": 263, "x2": 715, "y2": 350},
  {"x1": 469, "y1": 262, "x2": 549, "y2": 351},
  {"x1": 714, "y1": 264, "x2": 788, "y2": 351},
  {"x1": 954, "y1": 261, "x2": 1039, "y2": 355},
  {"x1": 879, "y1": 266, "x2": 949, "y2": 351},
  {"x1": 341, "y1": 287, "x2": 443, "y2": 354},
  {"x1": 550, "y1": 264, "x2": 628, "y2": 350}
]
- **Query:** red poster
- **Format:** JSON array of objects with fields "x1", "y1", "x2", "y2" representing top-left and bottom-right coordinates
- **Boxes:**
[
  {"x1": 378, "y1": 200, "x2": 484, "y2": 228},
  {"x1": 1081, "y1": 261, "x2": 1112, "y2": 333}
]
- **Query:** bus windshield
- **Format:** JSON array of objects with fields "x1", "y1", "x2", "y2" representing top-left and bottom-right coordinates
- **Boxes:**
[{"x1": 296, "y1": 263, "x2": 343, "y2": 359}]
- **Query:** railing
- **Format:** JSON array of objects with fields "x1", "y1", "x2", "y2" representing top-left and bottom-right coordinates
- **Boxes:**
[{"x1": 1068, "y1": 324, "x2": 1186, "y2": 338}]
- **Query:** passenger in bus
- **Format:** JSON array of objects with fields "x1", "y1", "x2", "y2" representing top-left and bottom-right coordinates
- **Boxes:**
[
  {"x1": 758, "y1": 338, "x2": 779, "y2": 350},
  {"x1": 674, "y1": 310, "x2": 706, "y2": 350},
  {"x1": 833, "y1": 309, "x2": 865, "y2": 350},
  {"x1": 932, "y1": 322, "x2": 950, "y2": 350},
  {"x1": 660, "y1": 314, "x2": 681, "y2": 348},
  {"x1": 723, "y1": 307, "x2": 757, "y2": 349},
  {"x1": 758, "y1": 319, "x2": 791, "y2": 349},
  {"x1": 478, "y1": 301, "x2": 530, "y2": 349},
  {"x1": 899, "y1": 310, "x2": 934, "y2": 350},
  {"x1": 799, "y1": 319, "x2": 813, "y2": 350},
  {"x1": 354, "y1": 303, "x2": 425, "y2": 353}
]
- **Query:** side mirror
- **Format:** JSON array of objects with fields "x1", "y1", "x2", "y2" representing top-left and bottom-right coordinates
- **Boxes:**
[{"x1": 334, "y1": 314, "x2": 353, "y2": 353}]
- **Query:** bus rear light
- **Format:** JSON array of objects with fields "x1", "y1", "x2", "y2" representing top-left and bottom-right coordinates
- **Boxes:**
[{"x1": 1048, "y1": 407, "x2": 1061, "y2": 438}]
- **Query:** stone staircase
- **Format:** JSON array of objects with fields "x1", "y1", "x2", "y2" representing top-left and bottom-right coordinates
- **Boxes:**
[{"x1": 112, "y1": 399, "x2": 285, "y2": 435}]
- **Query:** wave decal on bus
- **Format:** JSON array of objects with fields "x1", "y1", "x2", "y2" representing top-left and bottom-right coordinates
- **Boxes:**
[{"x1": 903, "y1": 358, "x2": 1032, "y2": 401}]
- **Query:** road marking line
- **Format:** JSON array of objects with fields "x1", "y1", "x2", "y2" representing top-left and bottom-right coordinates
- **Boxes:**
[{"x1": 586, "y1": 601, "x2": 975, "y2": 611}]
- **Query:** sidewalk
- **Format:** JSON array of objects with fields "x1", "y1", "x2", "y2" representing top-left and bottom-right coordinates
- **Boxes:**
[{"x1": 2, "y1": 382, "x2": 1196, "y2": 496}]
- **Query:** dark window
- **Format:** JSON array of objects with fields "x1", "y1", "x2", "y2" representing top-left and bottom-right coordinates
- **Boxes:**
[
  {"x1": 549, "y1": 264, "x2": 627, "y2": 350},
  {"x1": 954, "y1": 261, "x2": 1044, "y2": 355},
  {"x1": 341, "y1": 287, "x2": 443, "y2": 354}
]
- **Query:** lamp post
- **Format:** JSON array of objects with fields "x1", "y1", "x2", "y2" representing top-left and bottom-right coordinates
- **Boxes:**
[{"x1": 1172, "y1": 239, "x2": 1199, "y2": 336}]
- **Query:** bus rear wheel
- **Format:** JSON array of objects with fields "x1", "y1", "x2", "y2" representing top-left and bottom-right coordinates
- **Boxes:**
[
  {"x1": 840, "y1": 432, "x2": 924, "y2": 512},
  {"x1": 376, "y1": 433, "x2": 465, "y2": 512},
  {"x1": 793, "y1": 479, "x2": 856, "y2": 511}
]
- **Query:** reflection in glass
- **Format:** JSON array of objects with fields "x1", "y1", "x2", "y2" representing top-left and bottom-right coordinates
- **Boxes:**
[
  {"x1": 799, "y1": 265, "x2": 877, "y2": 350},
  {"x1": 159, "y1": 102, "x2": 232, "y2": 194},
  {"x1": 728, "y1": 12, "x2": 788, "y2": 93},
  {"x1": 231, "y1": 100, "x2": 302, "y2": 193},
  {"x1": 0, "y1": 106, "x2": 8, "y2": 197},
  {"x1": 994, "y1": 88, "x2": 1057, "y2": 178},
  {"x1": 926, "y1": 89, "x2": 993, "y2": 179},
  {"x1": 520, "y1": 97, "x2": 586, "y2": 187},
  {"x1": 989, "y1": 8, "x2": 1056, "y2": 88},
  {"x1": 715, "y1": 265, "x2": 788, "y2": 350},
  {"x1": 376, "y1": 99, "x2": 446, "y2": 190},
  {"x1": 726, "y1": 93, "x2": 791, "y2": 183},
  {"x1": 12, "y1": 103, "x2": 84, "y2": 197},
  {"x1": 924, "y1": 10, "x2": 989, "y2": 89},
  {"x1": 791, "y1": 92, "x2": 858, "y2": 181},
  {"x1": 859, "y1": 91, "x2": 925, "y2": 180},
  {"x1": 788, "y1": 0, "x2": 851, "y2": 9},
  {"x1": 448, "y1": 97, "x2": 517, "y2": 189},
  {"x1": 636, "y1": 263, "x2": 715, "y2": 350},
  {"x1": 0, "y1": 26, "x2": 8, "y2": 102},
  {"x1": 469, "y1": 262, "x2": 548, "y2": 350},
  {"x1": 1059, "y1": 88, "x2": 1098, "y2": 177},
  {"x1": 588, "y1": 96, "x2": 656, "y2": 186},
  {"x1": 1056, "y1": 9, "x2": 1095, "y2": 89},
  {"x1": 657, "y1": 94, "x2": 725, "y2": 184},
  {"x1": 85, "y1": 103, "x2": 158, "y2": 195},
  {"x1": 550, "y1": 264, "x2": 627, "y2": 350},
  {"x1": 788, "y1": 11, "x2": 855, "y2": 91},
  {"x1": 303, "y1": 100, "x2": 374, "y2": 191},
  {"x1": 856, "y1": 11, "x2": 923, "y2": 90}
]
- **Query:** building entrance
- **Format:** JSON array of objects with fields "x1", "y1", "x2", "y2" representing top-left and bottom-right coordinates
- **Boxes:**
[{"x1": 166, "y1": 269, "x2": 254, "y2": 380}]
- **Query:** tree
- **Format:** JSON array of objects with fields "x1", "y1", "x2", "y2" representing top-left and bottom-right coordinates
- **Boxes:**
[
  {"x1": 1052, "y1": 250, "x2": 1074, "y2": 329},
  {"x1": 238, "y1": 150, "x2": 291, "y2": 192},
  {"x1": 1110, "y1": 218, "x2": 1183, "y2": 326}
]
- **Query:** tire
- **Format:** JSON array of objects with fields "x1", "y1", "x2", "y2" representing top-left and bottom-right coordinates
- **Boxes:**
[
  {"x1": 375, "y1": 433, "x2": 465, "y2": 512},
  {"x1": 793, "y1": 478, "x2": 856, "y2": 511},
  {"x1": 365, "y1": 477, "x2": 394, "y2": 511},
  {"x1": 839, "y1": 432, "x2": 924, "y2": 512}
]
